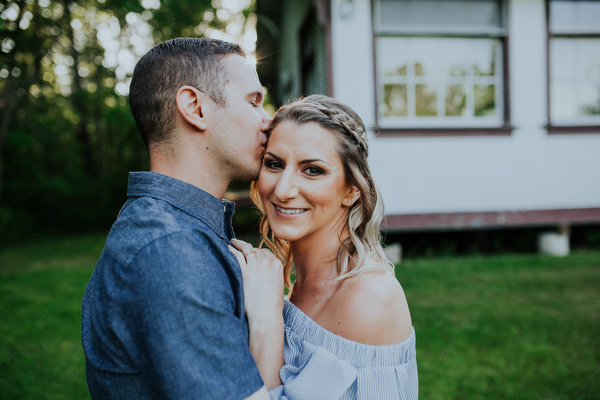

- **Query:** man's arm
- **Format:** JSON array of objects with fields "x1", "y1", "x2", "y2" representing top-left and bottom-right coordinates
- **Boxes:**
[{"x1": 129, "y1": 232, "x2": 264, "y2": 399}]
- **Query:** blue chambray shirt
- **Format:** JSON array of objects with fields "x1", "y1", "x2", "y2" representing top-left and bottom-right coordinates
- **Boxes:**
[{"x1": 81, "y1": 171, "x2": 263, "y2": 399}]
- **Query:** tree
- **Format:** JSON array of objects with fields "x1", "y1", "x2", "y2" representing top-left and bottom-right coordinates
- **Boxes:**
[{"x1": 0, "y1": 0, "x2": 256, "y2": 243}]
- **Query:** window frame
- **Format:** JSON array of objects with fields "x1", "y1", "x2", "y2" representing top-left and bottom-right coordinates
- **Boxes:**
[
  {"x1": 371, "y1": 0, "x2": 512, "y2": 137},
  {"x1": 546, "y1": 0, "x2": 600, "y2": 134}
]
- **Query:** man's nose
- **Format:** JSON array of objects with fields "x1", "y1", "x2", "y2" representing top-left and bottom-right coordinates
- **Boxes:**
[{"x1": 260, "y1": 107, "x2": 272, "y2": 131}]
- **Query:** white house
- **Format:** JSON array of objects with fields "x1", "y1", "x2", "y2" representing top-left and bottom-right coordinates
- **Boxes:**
[{"x1": 255, "y1": 0, "x2": 600, "y2": 234}]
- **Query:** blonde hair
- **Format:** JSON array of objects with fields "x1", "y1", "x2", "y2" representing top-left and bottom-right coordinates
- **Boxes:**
[{"x1": 252, "y1": 95, "x2": 394, "y2": 288}]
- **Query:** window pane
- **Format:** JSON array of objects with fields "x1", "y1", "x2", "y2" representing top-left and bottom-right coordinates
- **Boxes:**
[
  {"x1": 377, "y1": 36, "x2": 503, "y2": 125},
  {"x1": 416, "y1": 84, "x2": 437, "y2": 116},
  {"x1": 551, "y1": 40, "x2": 576, "y2": 81},
  {"x1": 580, "y1": 85, "x2": 600, "y2": 116},
  {"x1": 385, "y1": 65, "x2": 407, "y2": 77},
  {"x1": 472, "y1": 40, "x2": 497, "y2": 76},
  {"x1": 410, "y1": 39, "x2": 440, "y2": 77},
  {"x1": 442, "y1": 40, "x2": 469, "y2": 76},
  {"x1": 550, "y1": 0, "x2": 600, "y2": 34},
  {"x1": 550, "y1": 38, "x2": 600, "y2": 124},
  {"x1": 378, "y1": 38, "x2": 409, "y2": 77},
  {"x1": 579, "y1": 40, "x2": 600, "y2": 81},
  {"x1": 377, "y1": 0, "x2": 504, "y2": 34},
  {"x1": 551, "y1": 83, "x2": 578, "y2": 120},
  {"x1": 383, "y1": 84, "x2": 408, "y2": 116},
  {"x1": 474, "y1": 85, "x2": 496, "y2": 116},
  {"x1": 446, "y1": 85, "x2": 466, "y2": 116}
]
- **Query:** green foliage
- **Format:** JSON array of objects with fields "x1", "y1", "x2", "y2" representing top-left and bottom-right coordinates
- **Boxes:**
[{"x1": 0, "y1": 0, "x2": 242, "y2": 244}]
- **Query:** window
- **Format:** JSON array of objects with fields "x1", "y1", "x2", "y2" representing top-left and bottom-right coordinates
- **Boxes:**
[
  {"x1": 548, "y1": 0, "x2": 600, "y2": 128},
  {"x1": 300, "y1": 8, "x2": 329, "y2": 96},
  {"x1": 373, "y1": 0, "x2": 508, "y2": 132}
]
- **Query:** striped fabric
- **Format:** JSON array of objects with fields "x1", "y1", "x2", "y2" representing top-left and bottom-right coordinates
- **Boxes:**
[{"x1": 269, "y1": 300, "x2": 418, "y2": 400}]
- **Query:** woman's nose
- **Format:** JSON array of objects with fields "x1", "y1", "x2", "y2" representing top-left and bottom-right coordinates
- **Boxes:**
[{"x1": 274, "y1": 171, "x2": 299, "y2": 201}]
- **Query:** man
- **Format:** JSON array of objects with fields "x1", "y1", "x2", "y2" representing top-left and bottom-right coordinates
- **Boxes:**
[{"x1": 81, "y1": 37, "x2": 274, "y2": 399}]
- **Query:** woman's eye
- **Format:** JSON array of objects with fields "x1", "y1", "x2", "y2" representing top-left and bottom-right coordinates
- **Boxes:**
[
  {"x1": 304, "y1": 166, "x2": 324, "y2": 176},
  {"x1": 265, "y1": 160, "x2": 283, "y2": 170}
]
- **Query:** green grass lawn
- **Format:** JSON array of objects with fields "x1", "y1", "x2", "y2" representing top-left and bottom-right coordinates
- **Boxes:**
[
  {"x1": 0, "y1": 234, "x2": 106, "y2": 400},
  {"x1": 397, "y1": 252, "x2": 600, "y2": 400},
  {"x1": 1, "y1": 234, "x2": 598, "y2": 399}
]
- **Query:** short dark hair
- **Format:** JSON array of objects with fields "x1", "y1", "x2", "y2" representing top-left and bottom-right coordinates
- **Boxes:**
[{"x1": 129, "y1": 37, "x2": 245, "y2": 149}]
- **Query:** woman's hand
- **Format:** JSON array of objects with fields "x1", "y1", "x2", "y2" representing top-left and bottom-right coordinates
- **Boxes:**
[
  {"x1": 229, "y1": 239, "x2": 285, "y2": 390},
  {"x1": 229, "y1": 239, "x2": 285, "y2": 326}
]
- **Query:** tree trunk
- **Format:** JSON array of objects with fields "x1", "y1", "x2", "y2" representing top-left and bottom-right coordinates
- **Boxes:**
[{"x1": 64, "y1": 0, "x2": 95, "y2": 180}]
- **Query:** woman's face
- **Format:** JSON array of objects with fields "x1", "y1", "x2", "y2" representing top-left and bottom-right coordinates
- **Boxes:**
[{"x1": 258, "y1": 120, "x2": 359, "y2": 244}]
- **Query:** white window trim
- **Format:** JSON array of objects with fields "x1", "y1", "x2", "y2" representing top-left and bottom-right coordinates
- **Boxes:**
[
  {"x1": 548, "y1": 0, "x2": 600, "y2": 128},
  {"x1": 373, "y1": 0, "x2": 508, "y2": 131}
]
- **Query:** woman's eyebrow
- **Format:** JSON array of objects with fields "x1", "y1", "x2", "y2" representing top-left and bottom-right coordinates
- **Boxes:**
[
  {"x1": 299, "y1": 158, "x2": 328, "y2": 165},
  {"x1": 265, "y1": 152, "x2": 330, "y2": 167},
  {"x1": 265, "y1": 151, "x2": 282, "y2": 160}
]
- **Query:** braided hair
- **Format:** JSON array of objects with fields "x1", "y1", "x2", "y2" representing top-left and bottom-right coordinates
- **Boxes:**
[{"x1": 251, "y1": 95, "x2": 394, "y2": 288}]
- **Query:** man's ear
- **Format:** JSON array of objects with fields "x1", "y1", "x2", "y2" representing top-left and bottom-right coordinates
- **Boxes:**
[
  {"x1": 343, "y1": 185, "x2": 361, "y2": 207},
  {"x1": 176, "y1": 86, "x2": 209, "y2": 131}
]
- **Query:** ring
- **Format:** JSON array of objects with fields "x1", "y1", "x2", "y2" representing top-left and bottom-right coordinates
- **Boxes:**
[{"x1": 245, "y1": 250, "x2": 256, "y2": 257}]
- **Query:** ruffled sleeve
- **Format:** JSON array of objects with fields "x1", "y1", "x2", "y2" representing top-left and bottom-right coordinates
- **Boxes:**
[{"x1": 269, "y1": 300, "x2": 418, "y2": 400}]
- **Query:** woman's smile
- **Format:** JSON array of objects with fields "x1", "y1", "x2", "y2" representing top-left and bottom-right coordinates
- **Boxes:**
[{"x1": 274, "y1": 204, "x2": 309, "y2": 216}]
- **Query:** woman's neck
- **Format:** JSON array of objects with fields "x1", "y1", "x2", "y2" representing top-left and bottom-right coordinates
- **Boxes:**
[{"x1": 288, "y1": 229, "x2": 348, "y2": 313}]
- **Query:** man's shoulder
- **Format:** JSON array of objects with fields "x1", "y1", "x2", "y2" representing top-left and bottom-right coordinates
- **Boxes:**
[
  {"x1": 89, "y1": 198, "x2": 240, "y2": 306},
  {"x1": 102, "y1": 197, "x2": 222, "y2": 268}
]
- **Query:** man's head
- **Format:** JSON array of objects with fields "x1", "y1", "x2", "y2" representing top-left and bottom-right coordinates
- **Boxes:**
[{"x1": 129, "y1": 37, "x2": 245, "y2": 150}]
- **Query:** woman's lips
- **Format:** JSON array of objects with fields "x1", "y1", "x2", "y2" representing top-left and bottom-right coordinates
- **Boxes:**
[{"x1": 274, "y1": 204, "x2": 308, "y2": 216}]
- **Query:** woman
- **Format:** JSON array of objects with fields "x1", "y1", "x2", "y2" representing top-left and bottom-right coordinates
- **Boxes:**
[{"x1": 231, "y1": 95, "x2": 417, "y2": 399}]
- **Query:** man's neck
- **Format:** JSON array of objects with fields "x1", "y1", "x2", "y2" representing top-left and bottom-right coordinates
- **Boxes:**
[{"x1": 149, "y1": 145, "x2": 229, "y2": 200}]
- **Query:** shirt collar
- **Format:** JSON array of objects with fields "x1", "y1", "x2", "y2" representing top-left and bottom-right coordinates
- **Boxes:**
[{"x1": 127, "y1": 171, "x2": 236, "y2": 239}]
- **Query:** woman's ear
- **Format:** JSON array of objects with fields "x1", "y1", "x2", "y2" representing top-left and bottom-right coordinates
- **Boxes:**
[
  {"x1": 343, "y1": 185, "x2": 361, "y2": 207},
  {"x1": 176, "y1": 86, "x2": 209, "y2": 131}
]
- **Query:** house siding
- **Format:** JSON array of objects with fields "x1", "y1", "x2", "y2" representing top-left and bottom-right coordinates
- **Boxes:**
[
  {"x1": 330, "y1": 0, "x2": 600, "y2": 221},
  {"x1": 257, "y1": 0, "x2": 600, "y2": 230}
]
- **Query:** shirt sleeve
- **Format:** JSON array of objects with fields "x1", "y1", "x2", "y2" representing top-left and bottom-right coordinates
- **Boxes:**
[
  {"x1": 267, "y1": 329, "x2": 357, "y2": 400},
  {"x1": 267, "y1": 323, "x2": 418, "y2": 400},
  {"x1": 124, "y1": 231, "x2": 264, "y2": 400},
  {"x1": 267, "y1": 347, "x2": 357, "y2": 400}
]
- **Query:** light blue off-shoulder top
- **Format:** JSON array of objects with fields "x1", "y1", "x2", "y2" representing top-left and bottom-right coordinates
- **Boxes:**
[{"x1": 269, "y1": 299, "x2": 418, "y2": 400}]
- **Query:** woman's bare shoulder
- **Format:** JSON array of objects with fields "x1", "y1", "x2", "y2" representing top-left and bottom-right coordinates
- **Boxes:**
[{"x1": 320, "y1": 269, "x2": 413, "y2": 346}]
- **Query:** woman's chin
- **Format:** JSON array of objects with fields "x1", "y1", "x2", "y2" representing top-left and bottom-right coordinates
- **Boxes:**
[{"x1": 270, "y1": 227, "x2": 301, "y2": 243}]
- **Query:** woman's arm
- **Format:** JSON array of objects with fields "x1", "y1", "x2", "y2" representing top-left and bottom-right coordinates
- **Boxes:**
[{"x1": 230, "y1": 239, "x2": 285, "y2": 390}]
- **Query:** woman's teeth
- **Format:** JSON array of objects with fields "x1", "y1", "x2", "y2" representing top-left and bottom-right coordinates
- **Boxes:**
[{"x1": 276, "y1": 205, "x2": 306, "y2": 214}]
